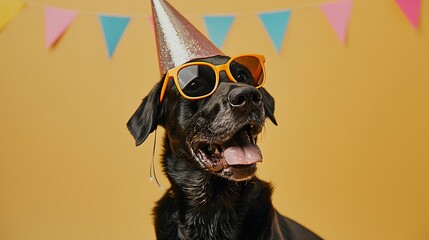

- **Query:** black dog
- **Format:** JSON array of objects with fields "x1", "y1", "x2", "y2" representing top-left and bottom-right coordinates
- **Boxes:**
[{"x1": 127, "y1": 55, "x2": 322, "y2": 240}]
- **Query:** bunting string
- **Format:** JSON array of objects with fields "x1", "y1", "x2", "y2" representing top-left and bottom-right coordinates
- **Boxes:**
[
  {"x1": 24, "y1": 0, "x2": 344, "y2": 17},
  {"x1": 26, "y1": 0, "x2": 151, "y2": 19},
  {"x1": 0, "y1": 0, "x2": 423, "y2": 58}
]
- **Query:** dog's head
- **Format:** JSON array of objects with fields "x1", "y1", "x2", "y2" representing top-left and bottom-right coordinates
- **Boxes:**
[{"x1": 127, "y1": 55, "x2": 277, "y2": 181}]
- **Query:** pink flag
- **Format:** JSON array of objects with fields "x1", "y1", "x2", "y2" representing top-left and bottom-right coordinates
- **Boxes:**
[
  {"x1": 395, "y1": 0, "x2": 421, "y2": 29},
  {"x1": 149, "y1": 15, "x2": 155, "y2": 33},
  {"x1": 320, "y1": 0, "x2": 353, "y2": 44},
  {"x1": 44, "y1": 6, "x2": 77, "y2": 48}
]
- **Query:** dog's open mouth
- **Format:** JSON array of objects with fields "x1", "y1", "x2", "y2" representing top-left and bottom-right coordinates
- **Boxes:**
[{"x1": 194, "y1": 124, "x2": 262, "y2": 180}]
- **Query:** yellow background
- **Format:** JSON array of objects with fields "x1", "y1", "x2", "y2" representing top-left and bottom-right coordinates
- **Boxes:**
[{"x1": 1, "y1": 0, "x2": 428, "y2": 239}]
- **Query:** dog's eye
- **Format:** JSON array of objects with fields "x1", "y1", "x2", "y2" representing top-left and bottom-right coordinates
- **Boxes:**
[
  {"x1": 182, "y1": 78, "x2": 212, "y2": 97},
  {"x1": 187, "y1": 80, "x2": 201, "y2": 91},
  {"x1": 234, "y1": 69, "x2": 252, "y2": 84}
]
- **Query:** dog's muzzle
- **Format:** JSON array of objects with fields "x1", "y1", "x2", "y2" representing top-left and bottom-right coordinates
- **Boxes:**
[{"x1": 192, "y1": 85, "x2": 265, "y2": 181}]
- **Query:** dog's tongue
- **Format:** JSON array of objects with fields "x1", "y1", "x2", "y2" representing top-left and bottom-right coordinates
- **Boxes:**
[{"x1": 223, "y1": 143, "x2": 262, "y2": 166}]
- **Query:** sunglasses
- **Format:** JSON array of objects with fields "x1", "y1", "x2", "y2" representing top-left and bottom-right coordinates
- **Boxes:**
[{"x1": 159, "y1": 54, "x2": 266, "y2": 102}]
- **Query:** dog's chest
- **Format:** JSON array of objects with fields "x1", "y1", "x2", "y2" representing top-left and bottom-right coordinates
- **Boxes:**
[
  {"x1": 178, "y1": 208, "x2": 242, "y2": 240},
  {"x1": 160, "y1": 184, "x2": 271, "y2": 240}
]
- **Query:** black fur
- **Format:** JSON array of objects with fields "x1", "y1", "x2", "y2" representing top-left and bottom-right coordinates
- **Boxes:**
[{"x1": 127, "y1": 55, "x2": 322, "y2": 240}]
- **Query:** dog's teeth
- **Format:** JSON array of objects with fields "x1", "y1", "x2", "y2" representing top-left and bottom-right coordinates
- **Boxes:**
[{"x1": 214, "y1": 146, "x2": 221, "y2": 154}]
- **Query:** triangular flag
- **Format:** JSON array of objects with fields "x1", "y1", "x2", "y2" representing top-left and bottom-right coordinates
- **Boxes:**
[
  {"x1": 44, "y1": 6, "x2": 77, "y2": 48},
  {"x1": 320, "y1": 0, "x2": 353, "y2": 44},
  {"x1": 395, "y1": 0, "x2": 421, "y2": 29},
  {"x1": 258, "y1": 10, "x2": 291, "y2": 52},
  {"x1": 0, "y1": 1, "x2": 26, "y2": 30},
  {"x1": 149, "y1": 15, "x2": 155, "y2": 33},
  {"x1": 203, "y1": 15, "x2": 235, "y2": 48},
  {"x1": 99, "y1": 15, "x2": 131, "y2": 58}
]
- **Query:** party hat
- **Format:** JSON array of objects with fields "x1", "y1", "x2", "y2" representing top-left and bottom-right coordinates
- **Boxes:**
[{"x1": 151, "y1": 0, "x2": 224, "y2": 76}]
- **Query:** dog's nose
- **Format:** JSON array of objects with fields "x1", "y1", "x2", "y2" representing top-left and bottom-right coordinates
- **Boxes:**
[{"x1": 228, "y1": 85, "x2": 262, "y2": 110}]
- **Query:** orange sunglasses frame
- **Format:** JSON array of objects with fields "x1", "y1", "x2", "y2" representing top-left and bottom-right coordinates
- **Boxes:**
[{"x1": 159, "y1": 54, "x2": 266, "y2": 103}]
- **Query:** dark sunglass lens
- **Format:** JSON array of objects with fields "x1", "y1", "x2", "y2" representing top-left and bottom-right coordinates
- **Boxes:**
[
  {"x1": 178, "y1": 65, "x2": 216, "y2": 98},
  {"x1": 232, "y1": 56, "x2": 264, "y2": 86}
]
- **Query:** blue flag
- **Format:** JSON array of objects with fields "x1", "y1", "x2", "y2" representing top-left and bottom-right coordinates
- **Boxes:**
[
  {"x1": 204, "y1": 15, "x2": 235, "y2": 49},
  {"x1": 99, "y1": 15, "x2": 131, "y2": 58},
  {"x1": 258, "y1": 10, "x2": 291, "y2": 52}
]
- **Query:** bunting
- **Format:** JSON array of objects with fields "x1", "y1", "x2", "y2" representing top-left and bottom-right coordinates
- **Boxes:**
[
  {"x1": 0, "y1": 0, "x2": 425, "y2": 57},
  {"x1": 395, "y1": 0, "x2": 421, "y2": 29},
  {"x1": 44, "y1": 6, "x2": 77, "y2": 48},
  {"x1": 0, "y1": 0, "x2": 25, "y2": 30},
  {"x1": 204, "y1": 15, "x2": 235, "y2": 48},
  {"x1": 99, "y1": 15, "x2": 131, "y2": 58},
  {"x1": 259, "y1": 10, "x2": 291, "y2": 52},
  {"x1": 319, "y1": 0, "x2": 353, "y2": 44}
]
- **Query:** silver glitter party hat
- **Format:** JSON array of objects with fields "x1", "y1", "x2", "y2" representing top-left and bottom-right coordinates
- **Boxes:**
[{"x1": 151, "y1": 0, "x2": 224, "y2": 76}]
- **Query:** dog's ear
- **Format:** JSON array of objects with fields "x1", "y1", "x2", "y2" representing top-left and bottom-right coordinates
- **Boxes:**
[
  {"x1": 260, "y1": 88, "x2": 278, "y2": 126},
  {"x1": 127, "y1": 82, "x2": 163, "y2": 146}
]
